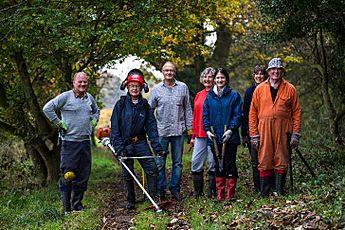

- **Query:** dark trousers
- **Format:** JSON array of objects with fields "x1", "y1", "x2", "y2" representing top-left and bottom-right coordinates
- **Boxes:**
[
  {"x1": 121, "y1": 141, "x2": 158, "y2": 179},
  {"x1": 59, "y1": 140, "x2": 91, "y2": 192},
  {"x1": 211, "y1": 144, "x2": 238, "y2": 178}
]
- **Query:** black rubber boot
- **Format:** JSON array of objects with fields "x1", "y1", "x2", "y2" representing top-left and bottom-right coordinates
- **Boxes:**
[
  {"x1": 260, "y1": 176, "x2": 272, "y2": 198},
  {"x1": 61, "y1": 190, "x2": 72, "y2": 215},
  {"x1": 252, "y1": 166, "x2": 260, "y2": 193},
  {"x1": 125, "y1": 179, "x2": 135, "y2": 210},
  {"x1": 146, "y1": 175, "x2": 158, "y2": 201},
  {"x1": 275, "y1": 173, "x2": 287, "y2": 195},
  {"x1": 207, "y1": 172, "x2": 217, "y2": 198},
  {"x1": 71, "y1": 190, "x2": 85, "y2": 211},
  {"x1": 192, "y1": 171, "x2": 204, "y2": 197}
]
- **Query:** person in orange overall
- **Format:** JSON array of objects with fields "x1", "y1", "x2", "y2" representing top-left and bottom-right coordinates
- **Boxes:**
[{"x1": 249, "y1": 57, "x2": 302, "y2": 198}]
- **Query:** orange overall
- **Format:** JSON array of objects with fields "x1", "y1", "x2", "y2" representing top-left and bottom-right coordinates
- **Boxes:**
[{"x1": 249, "y1": 79, "x2": 301, "y2": 173}]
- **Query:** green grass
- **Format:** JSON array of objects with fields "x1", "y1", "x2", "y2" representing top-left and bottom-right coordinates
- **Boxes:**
[
  {"x1": 0, "y1": 135, "x2": 344, "y2": 229},
  {"x1": 132, "y1": 143, "x2": 345, "y2": 229},
  {"x1": 0, "y1": 147, "x2": 119, "y2": 230}
]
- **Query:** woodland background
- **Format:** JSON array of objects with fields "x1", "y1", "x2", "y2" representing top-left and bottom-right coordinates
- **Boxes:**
[{"x1": 0, "y1": 1, "x2": 344, "y2": 229}]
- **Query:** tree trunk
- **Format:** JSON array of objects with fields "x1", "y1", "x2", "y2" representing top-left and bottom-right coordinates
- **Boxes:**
[
  {"x1": 10, "y1": 50, "x2": 51, "y2": 135},
  {"x1": 11, "y1": 49, "x2": 61, "y2": 182},
  {"x1": 211, "y1": 23, "x2": 232, "y2": 67},
  {"x1": 24, "y1": 142, "x2": 47, "y2": 186},
  {"x1": 318, "y1": 29, "x2": 344, "y2": 145},
  {"x1": 30, "y1": 136, "x2": 60, "y2": 183}
]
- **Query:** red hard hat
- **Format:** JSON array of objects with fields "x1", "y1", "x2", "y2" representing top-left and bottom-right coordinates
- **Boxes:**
[{"x1": 126, "y1": 74, "x2": 145, "y2": 86}]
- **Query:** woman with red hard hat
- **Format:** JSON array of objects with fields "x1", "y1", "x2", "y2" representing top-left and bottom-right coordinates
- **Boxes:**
[{"x1": 110, "y1": 69, "x2": 163, "y2": 210}]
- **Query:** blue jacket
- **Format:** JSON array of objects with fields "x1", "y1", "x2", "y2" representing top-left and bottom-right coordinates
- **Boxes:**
[
  {"x1": 110, "y1": 93, "x2": 162, "y2": 154},
  {"x1": 203, "y1": 86, "x2": 243, "y2": 145}
]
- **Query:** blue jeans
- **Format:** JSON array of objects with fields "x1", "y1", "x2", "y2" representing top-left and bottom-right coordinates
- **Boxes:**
[
  {"x1": 191, "y1": 137, "x2": 215, "y2": 173},
  {"x1": 155, "y1": 135, "x2": 185, "y2": 195}
]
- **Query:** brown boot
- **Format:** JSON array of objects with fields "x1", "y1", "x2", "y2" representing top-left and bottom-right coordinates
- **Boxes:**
[
  {"x1": 215, "y1": 177, "x2": 226, "y2": 201},
  {"x1": 226, "y1": 178, "x2": 237, "y2": 200}
]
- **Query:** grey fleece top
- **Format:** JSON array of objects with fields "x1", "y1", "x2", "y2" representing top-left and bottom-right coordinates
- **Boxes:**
[{"x1": 43, "y1": 90, "x2": 100, "y2": 141}]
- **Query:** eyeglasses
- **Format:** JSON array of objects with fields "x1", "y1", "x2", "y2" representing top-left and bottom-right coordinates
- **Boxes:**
[
  {"x1": 163, "y1": 69, "x2": 175, "y2": 73},
  {"x1": 128, "y1": 84, "x2": 141, "y2": 89}
]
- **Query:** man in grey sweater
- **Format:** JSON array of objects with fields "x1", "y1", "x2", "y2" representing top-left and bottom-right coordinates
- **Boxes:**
[{"x1": 43, "y1": 72, "x2": 99, "y2": 215}]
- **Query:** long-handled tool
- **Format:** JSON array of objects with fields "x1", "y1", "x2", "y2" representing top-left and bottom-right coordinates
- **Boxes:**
[
  {"x1": 295, "y1": 148, "x2": 316, "y2": 177},
  {"x1": 100, "y1": 138, "x2": 163, "y2": 213},
  {"x1": 211, "y1": 126, "x2": 222, "y2": 172},
  {"x1": 221, "y1": 125, "x2": 227, "y2": 170},
  {"x1": 287, "y1": 133, "x2": 294, "y2": 193}
]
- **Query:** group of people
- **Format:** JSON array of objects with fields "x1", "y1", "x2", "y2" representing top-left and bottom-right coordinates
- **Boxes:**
[{"x1": 42, "y1": 57, "x2": 302, "y2": 214}]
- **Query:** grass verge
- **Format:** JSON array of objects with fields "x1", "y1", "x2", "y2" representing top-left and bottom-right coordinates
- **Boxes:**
[{"x1": 0, "y1": 147, "x2": 119, "y2": 230}]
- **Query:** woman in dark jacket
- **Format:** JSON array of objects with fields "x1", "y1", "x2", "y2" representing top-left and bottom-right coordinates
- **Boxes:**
[
  {"x1": 241, "y1": 65, "x2": 267, "y2": 193},
  {"x1": 203, "y1": 68, "x2": 243, "y2": 201},
  {"x1": 110, "y1": 69, "x2": 163, "y2": 210}
]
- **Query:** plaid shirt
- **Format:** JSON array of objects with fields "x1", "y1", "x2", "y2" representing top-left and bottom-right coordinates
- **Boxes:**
[{"x1": 149, "y1": 80, "x2": 193, "y2": 137}]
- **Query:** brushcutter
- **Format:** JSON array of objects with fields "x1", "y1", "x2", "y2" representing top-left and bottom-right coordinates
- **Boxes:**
[{"x1": 100, "y1": 137, "x2": 163, "y2": 213}]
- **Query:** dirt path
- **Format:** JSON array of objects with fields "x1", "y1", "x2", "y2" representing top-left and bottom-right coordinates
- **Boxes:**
[{"x1": 100, "y1": 170, "x2": 194, "y2": 230}]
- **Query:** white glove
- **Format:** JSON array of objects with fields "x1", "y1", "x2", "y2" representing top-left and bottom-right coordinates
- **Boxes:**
[
  {"x1": 206, "y1": 131, "x2": 215, "y2": 140},
  {"x1": 222, "y1": 129, "x2": 232, "y2": 143}
]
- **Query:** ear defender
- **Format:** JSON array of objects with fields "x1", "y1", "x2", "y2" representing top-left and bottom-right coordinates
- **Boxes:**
[
  {"x1": 120, "y1": 80, "x2": 127, "y2": 90},
  {"x1": 122, "y1": 69, "x2": 149, "y2": 93},
  {"x1": 143, "y1": 83, "x2": 149, "y2": 93}
]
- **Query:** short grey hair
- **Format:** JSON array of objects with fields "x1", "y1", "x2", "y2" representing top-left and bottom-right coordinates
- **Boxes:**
[
  {"x1": 199, "y1": 67, "x2": 216, "y2": 83},
  {"x1": 73, "y1": 72, "x2": 88, "y2": 81}
]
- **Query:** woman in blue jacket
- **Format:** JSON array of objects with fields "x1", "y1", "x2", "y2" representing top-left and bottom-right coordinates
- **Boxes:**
[
  {"x1": 203, "y1": 68, "x2": 243, "y2": 201},
  {"x1": 110, "y1": 69, "x2": 163, "y2": 210}
]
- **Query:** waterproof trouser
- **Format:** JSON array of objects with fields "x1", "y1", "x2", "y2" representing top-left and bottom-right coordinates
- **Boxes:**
[{"x1": 72, "y1": 190, "x2": 84, "y2": 211}]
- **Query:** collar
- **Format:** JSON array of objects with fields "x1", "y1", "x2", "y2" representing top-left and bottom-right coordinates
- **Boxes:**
[
  {"x1": 73, "y1": 90, "x2": 88, "y2": 99},
  {"x1": 162, "y1": 79, "x2": 177, "y2": 87},
  {"x1": 268, "y1": 78, "x2": 284, "y2": 89}
]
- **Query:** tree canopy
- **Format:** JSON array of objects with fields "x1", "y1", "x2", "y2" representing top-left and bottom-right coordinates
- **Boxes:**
[{"x1": 1, "y1": 0, "x2": 344, "y2": 183}]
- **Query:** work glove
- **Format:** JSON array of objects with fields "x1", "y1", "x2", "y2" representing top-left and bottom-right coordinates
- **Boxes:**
[
  {"x1": 189, "y1": 138, "x2": 195, "y2": 147},
  {"x1": 222, "y1": 129, "x2": 232, "y2": 143},
  {"x1": 250, "y1": 136, "x2": 260, "y2": 151},
  {"x1": 91, "y1": 119, "x2": 98, "y2": 129},
  {"x1": 186, "y1": 129, "x2": 193, "y2": 144},
  {"x1": 120, "y1": 151, "x2": 127, "y2": 157},
  {"x1": 290, "y1": 133, "x2": 300, "y2": 149},
  {"x1": 242, "y1": 136, "x2": 250, "y2": 148},
  {"x1": 57, "y1": 120, "x2": 68, "y2": 131},
  {"x1": 155, "y1": 151, "x2": 165, "y2": 157},
  {"x1": 206, "y1": 131, "x2": 215, "y2": 140}
]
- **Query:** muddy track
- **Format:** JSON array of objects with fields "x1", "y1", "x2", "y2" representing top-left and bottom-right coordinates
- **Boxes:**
[{"x1": 100, "y1": 170, "x2": 194, "y2": 230}]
